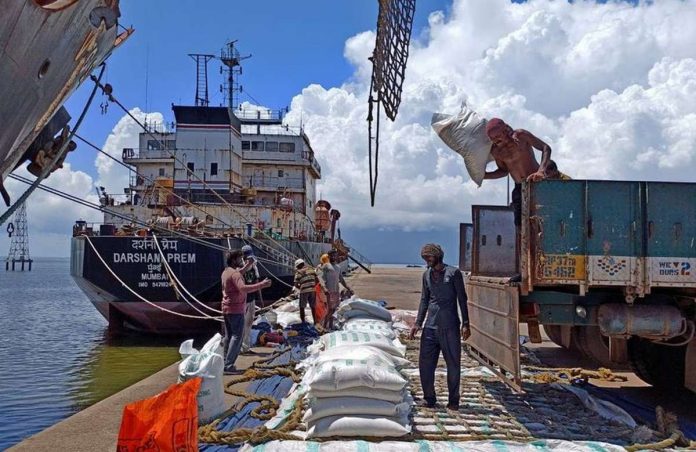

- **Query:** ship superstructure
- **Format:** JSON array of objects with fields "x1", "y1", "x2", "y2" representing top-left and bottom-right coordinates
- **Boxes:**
[
  {"x1": 106, "y1": 106, "x2": 324, "y2": 244},
  {"x1": 69, "y1": 43, "x2": 354, "y2": 335}
]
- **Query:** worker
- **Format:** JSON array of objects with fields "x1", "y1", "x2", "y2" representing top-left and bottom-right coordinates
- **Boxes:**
[
  {"x1": 483, "y1": 118, "x2": 552, "y2": 229},
  {"x1": 240, "y1": 245, "x2": 263, "y2": 355},
  {"x1": 221, "y1": 250, "x2": 271, "y2": 374},
  {"x1": 294, "y1": 259, "x2": 318, "y2": 324},
  {"x1": 409, "y1": 243, "x2": 470, "y2": 411},
  {"x1": 545, "y1": 160, "x2": 572, "y2": 180},
  {"x1": 317, "y1": 250, "x2": 353, "y2": 330}
]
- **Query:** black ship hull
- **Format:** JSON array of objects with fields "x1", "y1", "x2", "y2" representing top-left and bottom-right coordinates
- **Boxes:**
[{"x1": 70, "y1": 236, "x2": 339, "y2": 335}]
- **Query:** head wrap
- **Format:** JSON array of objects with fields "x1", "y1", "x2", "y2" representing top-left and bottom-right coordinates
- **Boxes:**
[
  {"x1": 485, "y1": 118, "x2": 507, "y2": 139},
  {"x1": 294, "y1": 259, "x2": 305, "y2": 269},
  {"x1": 320, "y1": 254, "x2": 330, "y2": 264},
  {"x1": 420, "y1": 243, "x2": 444, "y2": 259},
  {"x1": 241, "y1": 245, "x2": 253, "y2": 256}
]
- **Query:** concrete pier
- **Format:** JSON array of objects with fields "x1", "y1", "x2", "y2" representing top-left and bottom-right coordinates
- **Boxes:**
[{"x1": 10, "y1": 267, "x2": 695, "y2": 450}]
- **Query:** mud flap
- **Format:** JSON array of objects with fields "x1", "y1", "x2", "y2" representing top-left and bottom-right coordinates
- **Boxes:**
[
  {"x1": 465, "y1": 278, "x2": 522, "y2": 391},
  {"x1": 686, "y1": 339, "x2": 696, "y2": 394}
]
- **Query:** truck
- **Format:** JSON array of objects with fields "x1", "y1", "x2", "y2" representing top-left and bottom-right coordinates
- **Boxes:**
[{"x1": 462, "y1": 179, "x2": 695, "y2": 393}]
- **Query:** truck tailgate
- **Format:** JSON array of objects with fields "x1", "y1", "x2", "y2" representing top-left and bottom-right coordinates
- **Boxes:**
[{"x1": 465, "y1": 276, "x2": 522, "y2": 391}]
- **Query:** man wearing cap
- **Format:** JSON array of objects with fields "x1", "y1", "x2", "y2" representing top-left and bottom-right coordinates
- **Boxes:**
[
  {"x1": 317, "y1": 249, "x2": 352, "y2": 330},
  {"x1": 240, "y1": 244, "x2": 263, "y2": 354},
  {"x1": 221, "y1": 250, "x2": 271, "y2": 374},
  {"x1": 409, "y1": 243, "x2": 470, "y2": 411},
  {"x1": 483, "y1": 118, "x2": 552, "y2": 229},
  {"x1": 294, "y1": 259, "x2": 318, "y2": 324}
]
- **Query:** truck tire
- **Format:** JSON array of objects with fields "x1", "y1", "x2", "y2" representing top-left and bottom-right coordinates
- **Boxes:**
[
  {"x1": 573, "y1": 325, "x2": 629, "y2": 369},
  {"x1": 543, "y1": 325, "x2": 572, "y2": 349},
  {"x1": 628, "y1": 337, "x2": 686, "y2": 390}
]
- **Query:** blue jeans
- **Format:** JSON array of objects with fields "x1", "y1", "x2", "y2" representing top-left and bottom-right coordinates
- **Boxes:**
[
  {"x1": 419, "y1": 326, "x2": 461, "y2": 408},
  {"x1": 223, "y1": 313, "x2": 245, "y2": 372}
]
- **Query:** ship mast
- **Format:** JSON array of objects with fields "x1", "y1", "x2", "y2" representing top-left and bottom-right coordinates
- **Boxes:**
[
  {"x1": 188, "y1": 54, "x2": 215, "y2": 107},
  {"x1": 220, "y1": 40, "x2": 251, "y2": 110}
]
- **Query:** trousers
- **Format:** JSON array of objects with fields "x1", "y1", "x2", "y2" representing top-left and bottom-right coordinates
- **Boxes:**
[{"x1": 419, "y1": 326, "x2": 461, "y2": 408}]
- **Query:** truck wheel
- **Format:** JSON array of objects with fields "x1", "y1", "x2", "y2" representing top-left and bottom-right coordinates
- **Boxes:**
[
  {"x1": 628, "y1": 337, "x2": 686, "y2": 390},
  {"x1": 543, "y1": 325, "x2": 572, "y2": 349},
  {"x1": 573, "y1": 325, "x2": 627, "y2": 369}
]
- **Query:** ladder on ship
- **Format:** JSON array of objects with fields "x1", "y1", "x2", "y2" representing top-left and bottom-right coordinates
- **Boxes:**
[{"x1": 345, "y1": 245, "x2": 373, "y2": 274}]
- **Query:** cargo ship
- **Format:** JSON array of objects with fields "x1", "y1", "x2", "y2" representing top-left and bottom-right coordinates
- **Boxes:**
[{"x1": 70, "y1": 43, "x2": 355, "y2": 335}]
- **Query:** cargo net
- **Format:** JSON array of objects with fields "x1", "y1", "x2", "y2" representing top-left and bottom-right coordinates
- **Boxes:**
[
  {"x1": 371, "y1": 0, "x2": 415, "y2": 121},
  {"x1": 367, "y1": 0, "x2": 416, "y2": 206},
  {"x1": 402, "y1": 339, "x2": 651, "y2": 445}
]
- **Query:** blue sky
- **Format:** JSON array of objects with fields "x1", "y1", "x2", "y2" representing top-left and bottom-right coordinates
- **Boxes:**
[{"x1": 65, "y1": 0, "x2": 451, "y2": 176}]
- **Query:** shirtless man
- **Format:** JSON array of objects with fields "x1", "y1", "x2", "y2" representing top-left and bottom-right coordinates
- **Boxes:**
[{"x1": 483, "y1": 118, "x2": 552, "y2": 228}]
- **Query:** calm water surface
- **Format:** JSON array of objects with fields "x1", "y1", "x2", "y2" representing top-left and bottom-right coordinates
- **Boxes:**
[{"x1": 0, "y1": 258, "x2": 182, "y2": 449}]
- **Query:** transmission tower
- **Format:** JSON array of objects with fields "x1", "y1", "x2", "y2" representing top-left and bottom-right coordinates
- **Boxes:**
[
  {"x1": 189, "y1": 53, "x2": 215, "y2": 106},
  {"x1": 5, "y1": 202, "x2": 32, "y2": 271}
]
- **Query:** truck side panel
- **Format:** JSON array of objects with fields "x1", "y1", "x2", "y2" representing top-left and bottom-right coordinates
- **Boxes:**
[
  {"x1": 586, "y1": 181, "x2": 643, "y2": 289},
  {"x1": 532, "y1": 180, "x2": 586, "y2": 283},
  {"x1": 646, "y1": 182, "x2": 696, "y2": 287},
  {"x1": 527, "y1": 180, "x2": 696, "y2": 293}
]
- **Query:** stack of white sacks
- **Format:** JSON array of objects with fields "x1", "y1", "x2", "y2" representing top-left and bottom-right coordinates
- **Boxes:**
[{"x1": 298, "y1": 297, "x2": 413, "y2": 438}]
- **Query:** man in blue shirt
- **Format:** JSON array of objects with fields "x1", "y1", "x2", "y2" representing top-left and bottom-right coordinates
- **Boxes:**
[{"x1": 409, "y1": 243, "x2": 470, "y2": 410}]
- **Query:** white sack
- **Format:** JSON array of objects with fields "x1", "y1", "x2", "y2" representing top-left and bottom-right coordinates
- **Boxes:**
[
  {"x1": 431, "y1": 103, "x2": 493, "y2": 187},
  {"x1": 342, "y1": 319, "x2": 396, "y2": 339},
  {"x1": 303, "y1": 396, "x2": 411, "y2": 423},
  {"x1": 302, "y1": 344, "x2": 410, "y2": 369},
  {"x1": 307, "y1": 387, "x2": 408, "y2": 403},
  {"x1": 178, "y1": 333, "x2": 225, "y2": 424},
  {"x1": 275, "y1": 309, "x2": 313, "y2": 328},
  {"x1": 312, "y1": 331, "x2": 406, "y2": 358},
  {"x1": 306, "y1": 414, "x2": 411, "y2": 438},
  {"x1": 303, "y1": 357, "x2": 408, "y2": 392},
  {"x1": 337, "y1": 298, "x2": 392, "y2": 323}
]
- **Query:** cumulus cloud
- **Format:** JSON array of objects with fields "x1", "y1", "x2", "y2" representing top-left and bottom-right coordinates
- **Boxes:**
[
  {"x1": 95, "y1": 108, "x2": 165, "y2": 195},
  {"x1": 0, "y1": 164, "x2": 100, "y2": 256},
  {"x1": 282, "y1": 0, "x2": 696, "y2": 231}
]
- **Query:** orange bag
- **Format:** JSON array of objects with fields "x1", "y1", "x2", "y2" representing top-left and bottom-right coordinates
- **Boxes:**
[
  {"x1": 117, "y1": 377, "x2": 201, "y2": 452},
  {"x1": 314, "y1": 283, "x2": 327, "y2": 324}
]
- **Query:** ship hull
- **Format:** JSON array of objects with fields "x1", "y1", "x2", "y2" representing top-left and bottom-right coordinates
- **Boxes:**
[
  {"x1": 71, "y1": 236, "x2": 342, "y2": 335},
  {"x1": 0, "y1": 1, "x2": 123, "y2": 184}
]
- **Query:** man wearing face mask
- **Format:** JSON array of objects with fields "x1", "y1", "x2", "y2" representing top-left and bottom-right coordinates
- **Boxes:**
[{"x1": 409, "y1": 243, "x2": 470, "y2": 410}]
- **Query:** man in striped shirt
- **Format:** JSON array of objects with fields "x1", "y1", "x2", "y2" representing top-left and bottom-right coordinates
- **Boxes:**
[{"x1": 294, "y1": 259, "x2": 318, "y2": 324}]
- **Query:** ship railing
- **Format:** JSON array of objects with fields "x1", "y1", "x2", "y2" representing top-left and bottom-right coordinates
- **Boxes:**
[
  {"x1": 177, "y1": 191, "x2": 239, "y2": 204},
  {"x1": 122, "y1": 148, "x2": 175, "y2": 160},
  {"x1": 241, "y1": 124, "x2": 302, "y2": 136},
  {"x1": 235, "y1": 108, "x2": 286, "y2": 121},
  {"x1": 248, "y1": 176, "x2": 304, "y2": 190}
]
